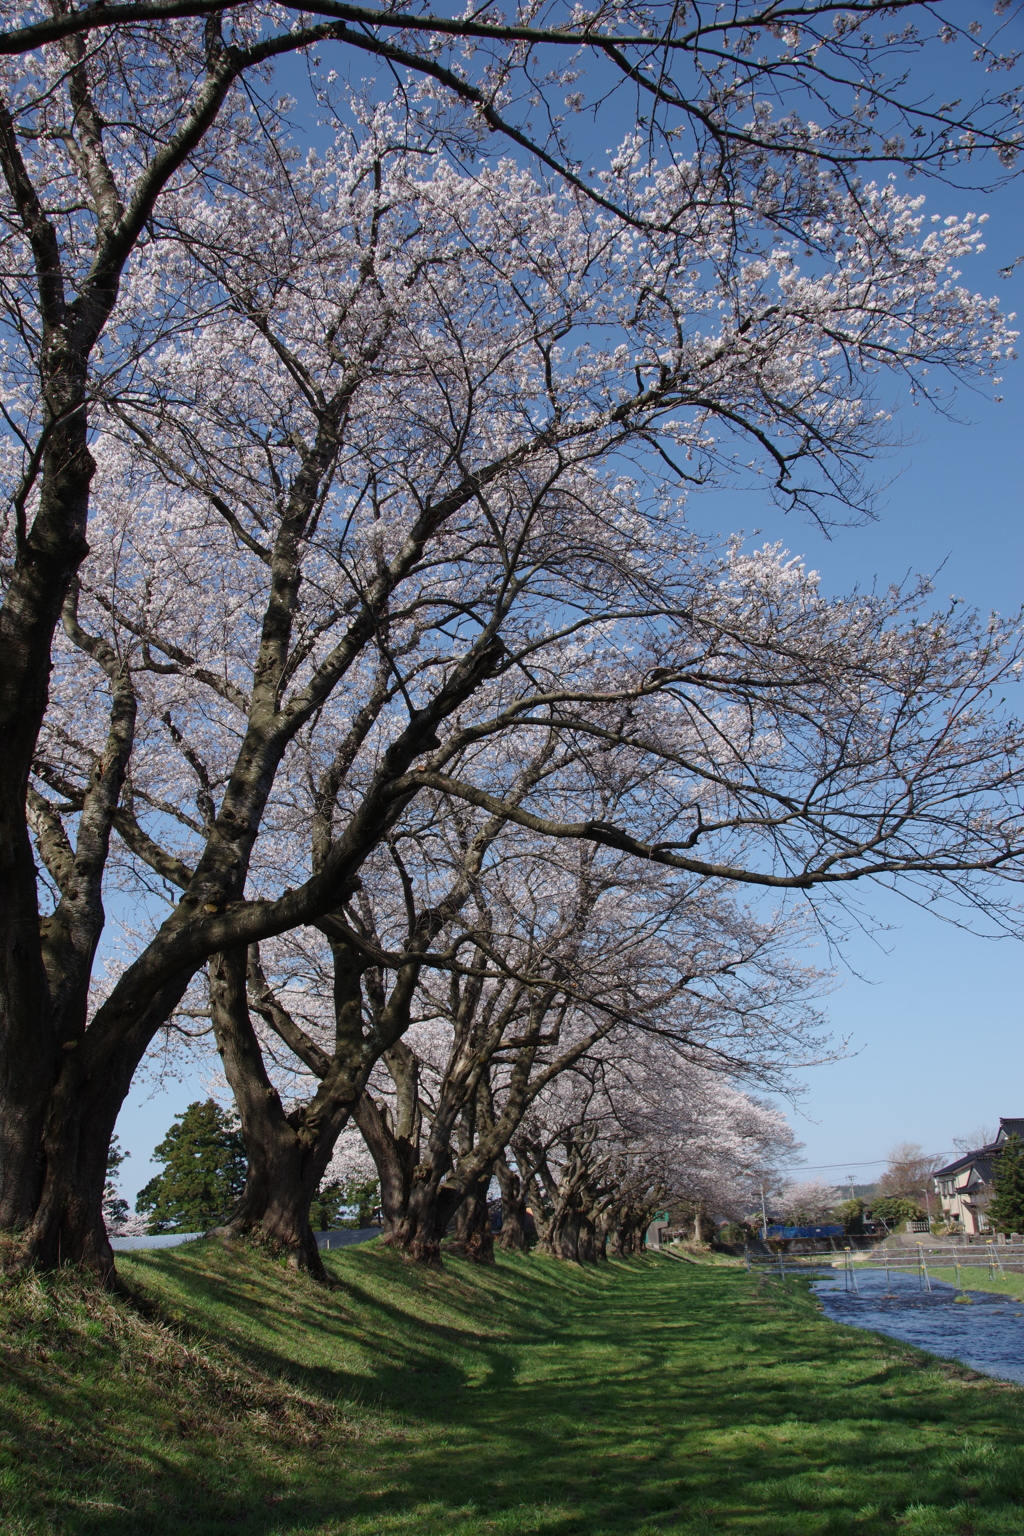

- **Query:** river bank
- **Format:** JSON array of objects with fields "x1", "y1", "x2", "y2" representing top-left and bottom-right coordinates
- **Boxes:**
[{"x1": 4, "y1": 1243, "x2": 1024, "y2": 1533}]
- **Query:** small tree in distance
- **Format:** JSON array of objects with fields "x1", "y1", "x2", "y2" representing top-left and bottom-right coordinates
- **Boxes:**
[
  {"x1": 877, "y1": 1144, "x2": 937, "y2": 1207},
  {"x1": 136, "y1": 1102, "x2": 247, "y2": 1235},
  {"x1": 833, "y1": 1198, "x2": 865, "y2": 1236},
  {"x1": 871, "y1": 1196, "x2": 926, "y2": 1230},
  {"x1": 308, "y1": 1177, "x2": 381, "y2": 1233},
  {"x1": 776, "y1": 1180, "x2": 840, "y2": 1226},
  {"x1": 987, "y1": 1136, "x2": 1024, "y2": 1238}
]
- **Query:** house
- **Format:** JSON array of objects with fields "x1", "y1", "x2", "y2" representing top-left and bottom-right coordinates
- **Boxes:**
[{"x1": 931, "y1": 1118, "x2": 1024, "y2": 1235}]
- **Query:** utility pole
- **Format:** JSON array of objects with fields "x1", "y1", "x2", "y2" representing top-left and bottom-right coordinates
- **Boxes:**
[{"x1": 760, "y1": 1184, "x2": 769, "y2": 1240}]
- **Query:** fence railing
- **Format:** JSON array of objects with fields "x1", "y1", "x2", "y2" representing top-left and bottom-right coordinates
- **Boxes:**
[{"x1": 746, "y1": 1242, "x2": 1024, "y2": 1286}]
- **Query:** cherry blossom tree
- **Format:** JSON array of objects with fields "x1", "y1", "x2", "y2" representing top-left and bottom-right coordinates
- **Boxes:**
[
  {"x1": 515, "y1": 1044, "x2": 797, "y2": 1261},
  {"x1": 7, "y1": 95, "x2": 1024, "y2": 1281},
  {"x1": 344, "y1": 819, "x2": 825, "y2": 1264},
  {"x1": 776, "y1": 1177, "x2": 842, "y2": 1226}
]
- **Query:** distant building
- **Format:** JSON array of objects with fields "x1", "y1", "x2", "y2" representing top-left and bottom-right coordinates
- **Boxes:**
[{"x1": 932, "y1": 1118, "x2": 1024, "y2": 1235}]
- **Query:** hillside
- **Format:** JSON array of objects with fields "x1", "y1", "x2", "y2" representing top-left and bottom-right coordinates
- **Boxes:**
[{"x1": 3, "y1": 1242, "x2": 1024, "y2": 1533}]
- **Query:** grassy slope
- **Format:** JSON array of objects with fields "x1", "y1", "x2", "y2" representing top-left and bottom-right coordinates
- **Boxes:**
[
  {"x1": 4, "y1": 1242, "x2": 1024, "y2": 1535},
  {"x1": 925, "y1": 1268, "x2": 1024, "y2": 1302}
]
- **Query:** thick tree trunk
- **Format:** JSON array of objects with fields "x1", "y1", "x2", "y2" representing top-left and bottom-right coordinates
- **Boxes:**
[
  {"x1": 214, "y1": 1132, "x2": 326, "y2": 1276},
  {"x1": 352, "y1": 1090, "x2": 417, "y2": 1238},
  {"x1": 495, "y1": 1156, "x2": 530, "y2": 1252},
  {"x1": 380, "y1": 1176, "x2": 466, "y2": 1266},
  {"x1": 6, "y1": 964, "x2": 193, "y2": 1282},
  {"x1": 208, "y1": 949, "x2": 353, "y2": 1281},
  {"x1": 0, "y1": 366, "x2": 95, "y2": 1242},
  {"x1": 560, "y1": 1210, "x2": 584, "y2": 1262},
  {"x1": 354, "y1": 1057, "x2": 477, "y2": 1266},
  {"x1": 539, "y1": 1206, "x2": 580, "y2": 1262},
  {"x1": 576, "y1": 1213, "x2": 599, "y2": 1263},
  {"x1": 612, "y1": 1219, "x2": 642, "y2": 1257},
  {"x1": 448, "y1": 1174, "x2": 495, "y2": 1264},
  {"x1": 12, "y1": 1067, "x2": 119, "y2": 1282}
]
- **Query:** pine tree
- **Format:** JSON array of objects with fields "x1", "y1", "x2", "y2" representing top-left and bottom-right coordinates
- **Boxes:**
[
  {"x1": 309, "y1": 1177, "x2": 381, "y2": 1231},
  {"x1": 102, "y1": 1135, "x2": 130, "y2": 1231},
  {"x1": 135, "y1": 1100, "x2": 247, "y2": 1234},
  {"x1": 987, "y1": 1135, "x2": 1024, "y2": 1236}
]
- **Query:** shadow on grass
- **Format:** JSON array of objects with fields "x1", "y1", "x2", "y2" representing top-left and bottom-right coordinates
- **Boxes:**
[{"x1": 6, "y1": 1247, "x2": 1024, "y2": 1535}]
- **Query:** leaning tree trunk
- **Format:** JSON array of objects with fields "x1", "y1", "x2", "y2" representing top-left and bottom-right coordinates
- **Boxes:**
[
  {"x1": 208, "y1": 949, "x2": 355, "y2": 1280},
  {"x1": 351, "y1": 1090, "x2": 418, "y2": 1240}
]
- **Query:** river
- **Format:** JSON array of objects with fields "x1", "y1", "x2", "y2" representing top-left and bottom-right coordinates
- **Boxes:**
[{"x1": 812, "y1": 1267, "x2": 1024, "y2": 1386}]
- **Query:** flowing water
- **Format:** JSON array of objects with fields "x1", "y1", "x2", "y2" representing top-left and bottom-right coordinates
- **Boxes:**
[{"x1": 811, "y1": 1268, "x2": 1024, "y2": 1386}]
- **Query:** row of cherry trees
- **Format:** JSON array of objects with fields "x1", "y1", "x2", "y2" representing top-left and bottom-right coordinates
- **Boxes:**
[
  {"x1": 248, "y1": 824, "x2": 813, "y2": 1266},
  {"x1": 2, "y1": 3, "x2": 1024, "y2": 1281}
]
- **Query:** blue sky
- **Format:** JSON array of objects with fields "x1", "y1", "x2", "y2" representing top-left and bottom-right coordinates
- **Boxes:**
[
  {"x1": 694, "y1": 176, "x2": 1024, "y2": 1182},
  {"x1": 111, "y1": 28, "x2": 1024, "y2": 1205}
]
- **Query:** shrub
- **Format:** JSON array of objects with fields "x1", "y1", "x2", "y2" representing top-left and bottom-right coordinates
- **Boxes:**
[{"x1": 870, "y1": 1196, "x2": 925, "y2": 1228}]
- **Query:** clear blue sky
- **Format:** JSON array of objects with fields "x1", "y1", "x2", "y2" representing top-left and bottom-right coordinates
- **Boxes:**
[{"x1": 111, "y1": 33, "x2": 1024, "y2": 1205}]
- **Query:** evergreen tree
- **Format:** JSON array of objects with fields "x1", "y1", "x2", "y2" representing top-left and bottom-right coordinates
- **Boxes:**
[
  {"x1": 135, "y1": 1100, "x2": 247, "y2": 1234},
  {"x1": 308, "y1": 1180, "x2": 346, "y2": 1232},
  {"x1": 338, "y1": 1176, "x2": 381, "y2": 1230},
  {"x1": 308, "y1": 1177, "x2": 381, "y2": 1231},
  {"x1": 987, "y1": 1135, "x2": 1024, "y2": 1236},
  {"x1": 102, "y1": 1136, "x2": 130, "y2": 1231}
]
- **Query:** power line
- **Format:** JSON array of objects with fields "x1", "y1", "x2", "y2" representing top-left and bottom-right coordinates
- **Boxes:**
[
  {"x1": 794, "y1": 1159, "x2": 887, "y2": 1170},
  {"x1": 794, "y1": 1154, "x2": 951, "y2": 1172}
]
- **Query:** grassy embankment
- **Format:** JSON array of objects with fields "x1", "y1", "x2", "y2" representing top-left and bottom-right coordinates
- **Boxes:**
[
  {"x1": 4, "y1": 1240, "x2": 1024, "y2": 1534},
  {"x1": 927, "y1": 1268, "x2": 1024, "y2": 1303}
]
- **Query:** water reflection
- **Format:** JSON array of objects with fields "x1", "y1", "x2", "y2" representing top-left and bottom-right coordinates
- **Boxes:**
[{"x1": 811, "y1": 1268, "x2": 1024, "y2": 1386}]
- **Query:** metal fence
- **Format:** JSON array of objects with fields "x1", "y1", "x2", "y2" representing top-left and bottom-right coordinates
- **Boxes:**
[{"x1": 746, "y1": 1242, "x2": 1024, "y2": 1288}]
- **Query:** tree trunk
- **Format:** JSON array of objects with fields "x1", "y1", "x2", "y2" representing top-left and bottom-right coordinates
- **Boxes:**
[
  {"x1": 539, "y1": 1205, "x2": 582, "y2": 1263},
  {"x1": 5, "y1": 962, "x2": 194, "y2": 1282},
  {"x1": 0, "y1": 351, "x2": 95, "y2": 1246},
  {"x1": 495, "y1": 1156, "x2": 530, "y2": 1252},
  {"x1": 576, "y1": 1212, "x2": 599, "y2": 1263},
  {"x1": 448, "y1": 1174, "x2": 495, "y2": 1264},
  {"x1": 380, "y1": 1175, "x2": 467, "y2": 1266},
  {"x1": 612, "y1": 1219, "x2": 642, "y2": 1257},
  {"x1": 208, "y1": 949, "x2": 354, "y2": 1281},
  {"x1": 351, "y1": 1090, "x2": 417, "y2": 1239},
  {"x1": 10, "y1": 1063, "x2": 120, "y2": 1283}
]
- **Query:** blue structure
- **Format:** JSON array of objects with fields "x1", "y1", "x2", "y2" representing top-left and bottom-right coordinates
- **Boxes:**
[{"x1": 765, "y1": 1224, "x2": 844, "y2": 1240}]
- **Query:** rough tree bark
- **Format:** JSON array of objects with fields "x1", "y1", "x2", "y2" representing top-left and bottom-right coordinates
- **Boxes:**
[
  {"x1": 0, "y1": 17, "x2": 305, "y2": 1277},
  {"x1": 494, "y1": 1154, "x2": 530, "y2": 1252}
]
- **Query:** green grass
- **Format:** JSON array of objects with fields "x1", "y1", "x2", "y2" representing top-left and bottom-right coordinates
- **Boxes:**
[
  {"x1": 4, "y1": 1240, "x2": 1024, "y2": 1534},
  {"x1": 926, "y1": 1267, "x2": 1024, "y2": 1303}
]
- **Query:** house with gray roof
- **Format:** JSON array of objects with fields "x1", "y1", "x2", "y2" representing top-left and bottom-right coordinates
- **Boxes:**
[{"x1": 932, "y1": 1119, "x2": 1024, "y2": 1235}]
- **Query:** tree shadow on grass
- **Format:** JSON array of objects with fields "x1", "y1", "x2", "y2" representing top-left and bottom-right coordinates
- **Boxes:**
[{"x1": 19, "y1": 1252, "x2": 1024, "y2": 1536}]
